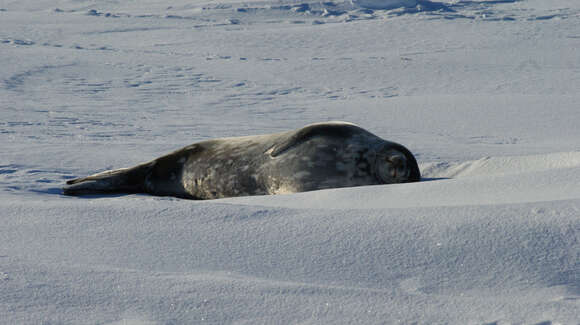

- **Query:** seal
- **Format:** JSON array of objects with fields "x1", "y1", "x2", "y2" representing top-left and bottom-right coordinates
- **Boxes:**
[{"x1": 63, "y1": 121, "x2": 420, "y2": 199}]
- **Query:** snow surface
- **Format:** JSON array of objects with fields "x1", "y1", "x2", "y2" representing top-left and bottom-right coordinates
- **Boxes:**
[{"x1": 1, "y1": 0, "x2": 579, "y2": 324}]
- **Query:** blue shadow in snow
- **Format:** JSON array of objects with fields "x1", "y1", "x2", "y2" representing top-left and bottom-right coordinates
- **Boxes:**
[
  {"x1": 420, "y1": 177, "x2": 450, "y2": 182},
  {"x1": 386, "y1": 0, "x2": 521, "y2": 19}
]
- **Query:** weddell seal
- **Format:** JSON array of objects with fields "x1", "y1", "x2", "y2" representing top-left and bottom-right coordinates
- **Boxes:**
[{"x1": 63, "y1": 121, "x2": 420, "y2": 199}]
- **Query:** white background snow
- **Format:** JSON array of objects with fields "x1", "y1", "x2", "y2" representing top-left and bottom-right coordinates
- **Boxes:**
[{"x1": 1, "y1": 0, "x2": 579, "y2": 324}]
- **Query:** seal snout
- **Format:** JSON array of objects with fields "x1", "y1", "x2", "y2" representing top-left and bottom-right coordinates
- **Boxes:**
[
  {"x1": 374, "y1": 149, "x2": 413, "y2": 184},
  {"x1": 386, "y1": 154, "x2": 406, "y2": 178},
  {"x1": 387, "y1": 154, "x2": 404, "y2": 168}
]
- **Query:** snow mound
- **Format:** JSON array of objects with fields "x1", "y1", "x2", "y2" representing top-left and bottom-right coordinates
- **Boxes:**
[
  {"x1": 221, "y1": 151, "x2": 580, "y2": 209},
  {"x1": 422, "y1": 151, "x2": 580, "y2": 179}
]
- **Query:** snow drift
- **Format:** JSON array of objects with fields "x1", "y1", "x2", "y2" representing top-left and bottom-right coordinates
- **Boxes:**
[{"x1": 1, "y1": 0, "x2": 579, "y2": 324}]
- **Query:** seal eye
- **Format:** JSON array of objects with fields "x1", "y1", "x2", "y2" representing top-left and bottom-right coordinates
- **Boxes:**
[{"x1": 387, "y1": 155, "x2": 403, "y2": 169}]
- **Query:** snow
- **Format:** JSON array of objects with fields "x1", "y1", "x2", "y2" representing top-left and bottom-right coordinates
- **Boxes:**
[
  {"x1": 1, "y1": 0, "x2": 579, "y2": 324},
  {"x1": 352, "y1": 0, "x2": 418, "y2": 10}
]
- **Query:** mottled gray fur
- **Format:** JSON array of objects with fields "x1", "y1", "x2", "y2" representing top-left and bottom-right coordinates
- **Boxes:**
[{"x1": 63, "y1": 122, "x2": 421, "y2": 199}]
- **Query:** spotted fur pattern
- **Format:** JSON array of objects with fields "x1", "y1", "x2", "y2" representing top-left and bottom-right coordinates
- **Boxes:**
[{"x1": 63, "y1": 122, "x2": 421, "y2": 200}]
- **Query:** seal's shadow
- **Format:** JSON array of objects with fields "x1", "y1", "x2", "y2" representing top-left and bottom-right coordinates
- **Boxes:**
[
  {"x1": 30, "y1": 188, "x2": 63, "y2": 195},
  {"x1": 41, "y1": 177, "x2": 449, "y2": 199},
  {"x1": 420, "y1": 177, "x2": 450, "y2": 182},
  {"x1": 31, "y1": 187, "x2": 129, "y2": 199}
]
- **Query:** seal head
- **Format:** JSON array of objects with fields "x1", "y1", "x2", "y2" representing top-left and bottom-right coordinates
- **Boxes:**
[{"x1": 374, "y1": 143, "x2": 421, "y2": 184}]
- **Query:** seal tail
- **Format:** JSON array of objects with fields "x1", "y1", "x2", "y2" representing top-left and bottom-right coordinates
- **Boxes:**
[{"x1": 63, "y1": 163, "x2": 153, "y2": 196}]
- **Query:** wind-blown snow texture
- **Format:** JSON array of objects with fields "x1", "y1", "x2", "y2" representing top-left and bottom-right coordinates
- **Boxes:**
[{"x1": 1, "y1": 0, "x2": 579, "y2": 324}]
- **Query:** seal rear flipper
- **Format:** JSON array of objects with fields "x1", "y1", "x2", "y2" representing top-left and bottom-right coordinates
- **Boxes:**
[{"x1": 63, "y1": 163, "x2": 153, "y2": 196}]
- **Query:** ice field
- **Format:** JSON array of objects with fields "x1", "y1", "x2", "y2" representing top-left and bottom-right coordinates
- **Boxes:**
[{"x1": 1, "y1": 0, "x2": 579, "y2": 323}]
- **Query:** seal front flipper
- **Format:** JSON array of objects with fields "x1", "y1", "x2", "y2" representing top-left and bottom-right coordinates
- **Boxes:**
[{"x1": 63, "y1": 162, "x2": 153, "y2": 196}]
